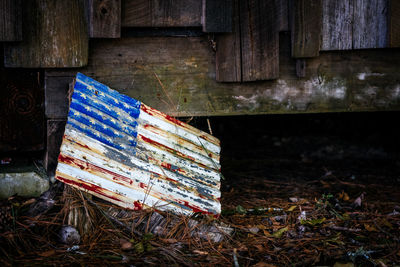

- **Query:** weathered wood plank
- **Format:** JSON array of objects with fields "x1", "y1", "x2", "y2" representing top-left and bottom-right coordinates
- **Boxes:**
[
  {"x1": 88, "y1": 0, "x2": 121, "y2": 38},
  {"x1": 388, "y1": 0, "x2": 400, "y2": 47},
  {"x1": 291, "y1": 0, "x2": 322, "y2": 58},
  {"x1": 215, "y1": 0, "x2": 241, "y2": 82},
  {"x1": 240, "y1": 0, "x2": 279, "y2": 81},
  {"x1": 44, "y1": 120, "x2": 67, "y2": 176},
  {"x1": 321, "y1": 0, "x2": 353, "y2": 51},
  {"x1": 4, "y1": 0, "x2": 88, "y2": 68},
  {"x1": 45, "y1": 35, "x2": 400, "y2": 117},
  {"x1": 277, "y1": 0, "x2": 288, "y2": 32},
  {"x1": 0, "y1": 69, "x2": 44, "y2": 152},
  {"x1": 122, "y1": 0, "x2": 202, "y2": 27},
  {"x1": 202, "y1": 0, "x2": 232, "y2": 33},
  {"x1": 0, "y1": 0, "x2": 22, "y2": 41},
  {"x1": 353, "y1": 0, "x2": 387, "y2": 49}
]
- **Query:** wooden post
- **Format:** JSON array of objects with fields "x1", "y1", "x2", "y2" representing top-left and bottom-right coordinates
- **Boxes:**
[
  {"x1": 388, "y1": 0, "x2": 400, "y2": 47},
  {"x1": 4, "y1": 0, "x2": 88, "y2": 68}
]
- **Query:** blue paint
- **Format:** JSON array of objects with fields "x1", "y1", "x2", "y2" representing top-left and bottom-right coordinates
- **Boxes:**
[
  {"x1": 75, "y1": 73, "x2": 141, "y2": 118},
  {"x1": 69, "y1": 101, "x2": 138, "y2": 138}
]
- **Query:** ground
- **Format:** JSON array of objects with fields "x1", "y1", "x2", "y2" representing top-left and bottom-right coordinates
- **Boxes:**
[{"x1": 1, "y1": 112, "x2": 400, "y2": 266}]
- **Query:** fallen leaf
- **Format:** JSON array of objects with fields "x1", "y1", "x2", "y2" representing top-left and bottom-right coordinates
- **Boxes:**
[
  {"x1": 287, "y1": 205, "x2": 297, "y2": 212},
  {"x1": 364, "y1": 224, "x2": 378, "y2": 232},
  {"x1": 301, "y1": 217, "x2": 326, "y2": 226},
  {"x1": 289, "y1": 197, "x2": 298, "y2": 203},
  {"x1": 120, "y1": 239, "x2": 133, "y2": 251},
  {"x1": 263, "y1": 230, "x2": 271, "y2": 236},
  {"x1": 38, "y1": 250, "x2": 56, "y2": 257},
  {"x1": 162, "y1": 238, "x2": 178, "y2": 244},
  {"x1": 134, "y1": 242, "x2": 144, "y2": 253},
  {"x1": 235, "y1": 205, "x2": 246, "y2": 215},
  {"x1": 272, "y1": 227, "x2": 288, "y2": 238},
  {"x1": 253, "y1": 262, "x2": 277, "y2": 267},
  {"x1": 248, "y1": 226, "x2": 260, "y2": 234}
]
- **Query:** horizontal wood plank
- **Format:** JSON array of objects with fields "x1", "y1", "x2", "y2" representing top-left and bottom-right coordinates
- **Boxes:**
[
  {"x1": 122, "y1": 0, "x2": 202, "y2": 27},
  {"x1": 45, "y1": 34, "x2": 400, "y2": 117}
]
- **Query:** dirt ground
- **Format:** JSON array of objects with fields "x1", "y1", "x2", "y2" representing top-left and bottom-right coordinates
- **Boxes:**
[{"x1": 1, "y1": 112, "x2": 400, "y2": 266}]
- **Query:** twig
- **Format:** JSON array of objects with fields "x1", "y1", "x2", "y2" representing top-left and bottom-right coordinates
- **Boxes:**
[{"x1": 327, "y1": 225, "x2": 362, "y2": 232}]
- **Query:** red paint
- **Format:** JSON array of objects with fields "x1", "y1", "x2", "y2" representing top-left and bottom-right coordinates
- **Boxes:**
[
  {"x1": 58, "y1": 154, "x2": 133, "y2": 186},
  {"x1": 141, "y1": 104, "x2": 188, "y2": 129},
  {"x1": 56, "y1": 176, "x2": 121, "y2": 202},
  {"x1": 133, "y1": 201, "x2": 142, "y2": 210},
  {"x1": 139, "y1": 182, "x2": 147, "y2": 189},
  {"x1": 63, "y1": 135, "x2": 90, "y2": 150},
  {"x1": 181, "y1": 200, "x2": 214, "y2": 215},
  {"x1": 139, "y1": 135, "x2": 196, "y2": 163}
]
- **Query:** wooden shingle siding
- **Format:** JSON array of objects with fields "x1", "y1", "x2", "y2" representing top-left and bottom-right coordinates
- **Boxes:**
[
  {"x1": 353, "y1": 0, "x2": 387, "y2": 49},
  {"x1": 240, "y1": 0, "x2": 279, "y2": 81},
  {"x1": 4, "y1": 0, "x2": 88, "y2": 68},
  {"x1": 291, "y1": 0, "x2": 322, "y2": 58},
  {"x1": 0, "y1": 0, "x2": 22, "y2": 41},
  {"x1": 321, "y1": 0, "x2": 354, "y2": 51},
  {"x1": 388, "y1": 0, "x2": 400, "y2": 47},
  {"x1": 88, "y1": 0, "x2": 121, "y2": 38},
  {"x1": 202, "y1": 0, "x2": 232, "y2": 33},
  {"x1": 122, "y1": 0, "x2": 202, "y2": 27},
  {"x1": 216, "y1": 0, "x2": 241, "y2": 82}
]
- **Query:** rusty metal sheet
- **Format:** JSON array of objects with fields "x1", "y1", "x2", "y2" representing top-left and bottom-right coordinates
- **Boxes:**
[{"x1": 55, "y1": 73, "x2": 221, "y2": 216}]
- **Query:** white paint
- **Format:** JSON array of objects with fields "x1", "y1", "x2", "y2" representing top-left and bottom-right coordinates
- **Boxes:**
[{"x1": 357, "y1": 72, "x2": 386, "y2": 80}]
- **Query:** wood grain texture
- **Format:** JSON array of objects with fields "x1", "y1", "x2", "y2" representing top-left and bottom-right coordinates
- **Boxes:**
[
  {"x1": 240, "y1": 0, "x2": 279, "y2": 81},
  {"x1": 88, "y1": 0, "x2": 121, "y2": 38},
  {"x1": 4, "y1": 0, "x2": 88, "y2": 68},
  {"x1": 0, "y1": 0, "x2": 22, "y2": 41},
  {"x1": 277, "y1": 0, "x2": 288, "y2": 32},
  {"x1": 122, "y1": 0, "x2": 202, "y2": 27},
  {"x1": 388, "y1": 0, "x2": 400, "y2": 47},
  {"x1": 202, "y1": 0, "x2": 232, "y2": 32},
  {"x1": 291, "y1": 0, "x2": 322, "y2": 58},
  {"x1": 45, "y1": 34, "x2": 400, "y2": 117},
  {"x1": 44, "y1": 120, "x2": 67, "y2": 176},
  {"x1": 353, "y1": 0, "x2": 387, "y2": 49},
  {"x1": 215, "y1": 0, "x2": 241, "y2": 82},
  {"x1": 321, "y1": 0, "x2": 354, "y2": 51}
]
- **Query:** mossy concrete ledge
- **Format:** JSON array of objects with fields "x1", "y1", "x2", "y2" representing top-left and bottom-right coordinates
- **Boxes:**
[{"x1": 0, "y1": 172, "x2": 50, "y2": 199}]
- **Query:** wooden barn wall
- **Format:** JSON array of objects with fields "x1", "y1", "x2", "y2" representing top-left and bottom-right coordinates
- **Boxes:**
[{"x1": 45, "y1": 33, "x2": 400, "y2": 118}]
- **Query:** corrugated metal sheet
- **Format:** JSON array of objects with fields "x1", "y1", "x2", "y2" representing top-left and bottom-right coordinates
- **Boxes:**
[{"x1": 55, "y1": 73, "x2": 221, "y2": 216}]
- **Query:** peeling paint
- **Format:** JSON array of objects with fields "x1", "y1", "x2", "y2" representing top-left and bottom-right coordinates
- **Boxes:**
[{"x1": 56, "y1": 73, "x2": 221, "y2": 216}]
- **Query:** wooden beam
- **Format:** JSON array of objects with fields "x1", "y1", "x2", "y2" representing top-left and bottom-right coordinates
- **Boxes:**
[
  {"x1": 215, "y1": 0, "x2": 241, "y2": 82},
  {"x1": 4, "y1": 0, "x2": 88, "y2": 68},
  {"x1": 45, "y1": 35, "x2": 400, "y2": 117},
  {"x1": 321, "y1": 0, "x2": 353, "y2": 51},
  {"x1": 0, "y1": 0, "x2": 22, "y2": 41},
  {"x1": 44, "y1": 120, "x2": 67, "y2": 176},
  {"x1": 45, "y1": 74, "x2": 74, "y2": 119},
  {"x1": 291, "y1": 0, "x2": 322, "y2": 58},
  {"x1": 296, "y1": 59, "x2": 306, "y2": 78},
  {"x1": 388, "y1": 0, "x2": 400, "y2": 47},
  {"x1": 202, "y1": 0, "x2": 232, "y2": 33},
  {"x1": 239, "y1": 0, "x2": 279, "y2": 81},
  {"x1": 353, "y1": 0, "x2": 388, "y2": 49},
  {"x1": 88, "y1": 0, "x2": 121, "y2": 38},
  {"x1": 122, "y1": 0, "x2": 202, "y2": 27}
]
